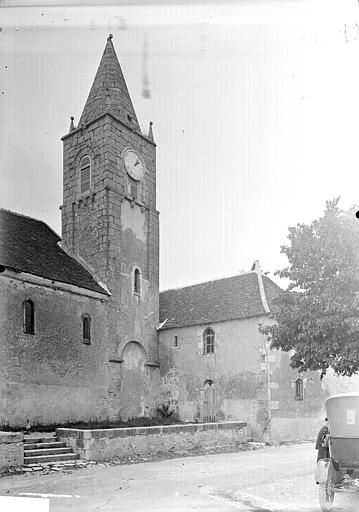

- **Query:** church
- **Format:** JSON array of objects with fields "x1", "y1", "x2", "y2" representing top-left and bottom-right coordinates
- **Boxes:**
[{"x1": 0, "y1": 35, "x2": 322, "y2": 429}]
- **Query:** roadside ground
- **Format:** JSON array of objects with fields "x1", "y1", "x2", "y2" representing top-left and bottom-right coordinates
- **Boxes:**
[
  {"x1": 1, "y1": 440, "x2": 267, "y2": 477},
  {"x1": 1, "y1": 442, "x2": 358, "y2": 511}
]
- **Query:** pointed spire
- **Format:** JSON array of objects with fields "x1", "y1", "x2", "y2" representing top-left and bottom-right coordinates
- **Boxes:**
[
  {"x1": 147, "y1": 121, "x2": 154, "y2": 142},
  {"x1": 69, "y1": 116, "x2": 75, "y2": 132},
  {"x1": 78, "y1": 34, "x2": 141, "y2": 132}
]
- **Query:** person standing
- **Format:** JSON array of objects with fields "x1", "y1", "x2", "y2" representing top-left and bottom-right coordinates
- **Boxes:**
[{"x1": 316, "y1": 418, "x2": 330, "y2": 461}]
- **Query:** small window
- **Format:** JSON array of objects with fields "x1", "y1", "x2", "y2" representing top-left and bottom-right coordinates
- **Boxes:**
[
  {"x1": 134, "y1": 268, "x2": 141, "y2": 295},
  {"x1": 80, "y1": 156, "x2": 91, "y2": 194},
  {"x1": 82, "y1": 315, "x2": 91, "y2": 344},
  {"x1": 173, "y1": 335, "x2": 178, "y2": 348},
  {"x1": 295, "y1": 378, "x2": 303, "y2": 400},
  {"x1": 203, "y1": 327, "x2": 215, "y2": 355},
  {"x1": 23, "y1": 300, "x2": 35, "y2": 334},
  {"x1": 128, "y1": 176, "x2": 138, "y2": 199}
]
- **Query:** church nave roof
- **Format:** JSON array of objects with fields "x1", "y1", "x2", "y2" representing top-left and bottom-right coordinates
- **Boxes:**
[{"x1": 0, "y1": 208, "x2": 107, "y2": 295}]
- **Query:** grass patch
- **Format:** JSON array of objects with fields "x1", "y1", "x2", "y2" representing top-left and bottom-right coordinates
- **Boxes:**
[{"x1": 1, "y1": 416, "x2": 185, "y2": 433}]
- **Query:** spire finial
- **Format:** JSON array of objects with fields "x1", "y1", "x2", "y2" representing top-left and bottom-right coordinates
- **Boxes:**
[
  {"x1": 148, "y1": 121, "x2": 154, "y2": 142},
  {"x1": 251, "y1": 260, "x2": 261, "y2": 272},
  {"x1": 107, "y1": 34, "x2": 113, "y2": 41},
  {"x1": 69, "y1": 116, "x2": 75, "y2": 132}
]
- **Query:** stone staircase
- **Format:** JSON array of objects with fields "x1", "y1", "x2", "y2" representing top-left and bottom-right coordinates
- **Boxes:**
[{"x1": 24, "y1": 434, "x2": 79, "y2": 465}]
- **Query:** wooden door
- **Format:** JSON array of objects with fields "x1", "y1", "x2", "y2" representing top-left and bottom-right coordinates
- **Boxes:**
[{"x1": 202, "y1": 380, "x2": 216, "y2": 422}]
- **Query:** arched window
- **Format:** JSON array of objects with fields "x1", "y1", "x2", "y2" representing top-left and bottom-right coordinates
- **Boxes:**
[
  {"x1": 82, "y1": 315, "x2": 91, "y2": 344},
  {"x1": 295, "y1": 378, "x2": 303, "y2": 400},
  {"x1": 203, "y1": 327, "x2": 215, "y2": 355},
  {"x1": 80, "y1": 155, "x2": 91, "y2": 194},
  {"x1": 173, "y1": 335, "x2": 178, "y2": 348},
  {"x1": 23, "y1": 300, "x2": 35, "y2": 334},
  {"x1": 134, "y1": 268, "x2": 141, "y2": 295}
]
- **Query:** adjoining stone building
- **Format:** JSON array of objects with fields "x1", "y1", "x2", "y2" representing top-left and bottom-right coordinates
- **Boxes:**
[
  {"x1": 0, "y1": 35, "x2": 323, "y2": 429},
  {"x1": 158, "y1": 261, "x2": 323, "y2": 428}
]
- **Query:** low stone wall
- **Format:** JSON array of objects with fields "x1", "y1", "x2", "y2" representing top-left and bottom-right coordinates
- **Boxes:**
[
  {"x1": 57, "y1": 421, "x2": 247, "y2": 461},
  {"x1": 270, "y1": 417, "x2": 323, "y2": 443},
  {"x1": 0, "y1": 432, "x2": 24, "y2": 468}
]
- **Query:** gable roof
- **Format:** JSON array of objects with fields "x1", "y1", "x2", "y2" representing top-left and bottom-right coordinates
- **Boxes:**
[
  {"x1": 78, "y1": 34, "x2": 140, "y2": 131},
  {"x1": 159, "y1": 272, "x2": 281, "y2": 330},
  {"x1": 0, "y1": 208, "x2": 107, "y2": 295}
]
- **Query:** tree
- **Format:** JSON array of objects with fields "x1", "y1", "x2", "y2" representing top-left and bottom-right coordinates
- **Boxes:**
[{"x1": 261, "y1": 198, "x2": 359, "y2": 377}]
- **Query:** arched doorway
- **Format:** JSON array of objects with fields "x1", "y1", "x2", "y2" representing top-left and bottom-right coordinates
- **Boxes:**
[
  {"x1": 201, "y1": 380, "x2": 217, "y2": 422},
  {"x1": 119, "y1": 341, "x2": 147, "y2": 420}
]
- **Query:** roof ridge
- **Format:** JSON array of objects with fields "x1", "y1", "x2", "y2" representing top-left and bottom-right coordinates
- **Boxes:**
[
  {"x1": 256, "y1": 271, "x2": 270, "y2": 313},
  {"x1": 59, "y1": 242, "x2": 110, "y2": 295},
  {"x1": 0, "y1": 206, "x2": 42, "y2": 222},
  {"x1": 160, "y1": 270, "x2": 257, "y2": 294},
  {"x1": 0, "y1": 209, "x2": 105, "y2": 295},
  {"x1": 0, "y1": 207, "x2": 61, "y2": 240}
]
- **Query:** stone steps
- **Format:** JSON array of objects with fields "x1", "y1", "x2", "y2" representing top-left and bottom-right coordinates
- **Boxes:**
[
  {"x1": 25, "y1": 447, "x2": 73, "y2": 457},
  {"x1": 23, "y1": 434, "x2": 79, "y2": 465},
  {"x1": 25, "y1": 453, "x2": 80, "y2": 464},
  {"x1": 25, "y1": 441, "x2": 67, "y2": 450},
  {"x1": 24, "y1": 436, "x2": 56, "y2": 444}
]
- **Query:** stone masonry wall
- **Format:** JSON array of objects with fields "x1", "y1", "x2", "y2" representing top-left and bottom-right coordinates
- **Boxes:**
[
  {"x1": 0, "y1": 275, "x2": 109, "y2": 427},
  {"x1": 0, "y1": 432, "x2": 24, "y2": 468},
  {"x1": 57, "y1": 421, "x2": 247, "y2": 461},
  {"x1": 61, "y1": 113, "x2": 160, "y2": 421},
  {"x1": 61, "y1": 115, "x2": 158, "y2": 295},
  {"x1": 269, "y1": 351, "x2": 323, "y2": 418},
  {"x1": 159, "y1": 316, "x2": 322, "y2": 425},
  {"x1": 158, "y1": 317, "x2": 267, "y2": 424}
]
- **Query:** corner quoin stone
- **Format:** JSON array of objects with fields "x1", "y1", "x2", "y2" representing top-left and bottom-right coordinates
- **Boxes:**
[{"x1": 0, "y1": 431, "x2": 24, "y2": 468}]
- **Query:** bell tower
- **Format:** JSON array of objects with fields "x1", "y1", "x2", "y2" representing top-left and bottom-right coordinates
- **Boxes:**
[{"x1": 60, "y1": 35, "x2": 159, "y2": 367}]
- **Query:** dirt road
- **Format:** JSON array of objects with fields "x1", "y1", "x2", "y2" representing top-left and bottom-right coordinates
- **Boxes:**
[{"x1": 0, "y1": 442, "x2": 358, "y2": 511}]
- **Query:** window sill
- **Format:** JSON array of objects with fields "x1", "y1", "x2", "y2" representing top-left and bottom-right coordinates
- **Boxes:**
[
  {"x1": 77, "y1": 191, "x2": 96, "y2": 204},
  {"x1": 78, "y1": 190, "x2": 92, "y2": 198}
]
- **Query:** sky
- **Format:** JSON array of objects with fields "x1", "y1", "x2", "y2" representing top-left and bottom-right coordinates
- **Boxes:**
[{"x1": 1, "y1": 0, "x2": 359, "y2": 291}]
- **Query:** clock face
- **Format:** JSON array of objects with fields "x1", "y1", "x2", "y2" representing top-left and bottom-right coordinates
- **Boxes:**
[{"x1": 123, "y1": 149, "x2": 144, "y2": 181}]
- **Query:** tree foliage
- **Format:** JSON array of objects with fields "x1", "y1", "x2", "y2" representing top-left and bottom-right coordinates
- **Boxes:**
[{"x1": 261, "y1": 198, "x2": 359, "y2": 377}]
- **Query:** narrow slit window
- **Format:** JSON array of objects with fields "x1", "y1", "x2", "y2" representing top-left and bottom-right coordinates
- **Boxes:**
[
  {"x1": 128, "y1": 176, "x2": 138, "y2": 199},
  {"x1": 134, "y1": 268, "x2": 141, "y2": 295},
  {"x1": 80, "y1": 156, "x2": 91, "y2": 194},
  {"x1": 23, "y1": 300, "x2": 35, "y2": 334},
  {"x1": 82, "y1": 315, "x2": 91, "y2": 344},
  {"x1": 173, "y1": 335, "x2": 178, "y2": 348}
]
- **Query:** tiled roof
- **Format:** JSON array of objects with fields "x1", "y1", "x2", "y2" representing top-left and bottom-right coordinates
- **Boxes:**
[
  {"x1": 0, "y1": 208, "x2": 107, "y2": 295},
  {"x1": 159, "y1": 272, "x2": 281, "y2": 329}
]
